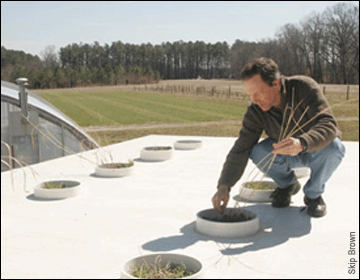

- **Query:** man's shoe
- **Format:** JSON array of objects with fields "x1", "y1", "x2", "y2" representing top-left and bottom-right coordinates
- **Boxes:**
[
  {"x1": 271, "y1": 180, "x2": 301, "y2": 208},
  {"x1": 304, "y1": 196, "x2": 327, "y2": 218}
]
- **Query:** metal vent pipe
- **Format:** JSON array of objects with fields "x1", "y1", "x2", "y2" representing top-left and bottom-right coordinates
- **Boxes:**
[{"x1": 16, "y1": 77, "x2": 29, "y2": 123}]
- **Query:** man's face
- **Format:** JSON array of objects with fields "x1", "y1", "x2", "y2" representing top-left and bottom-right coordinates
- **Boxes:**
[{"x1": 243, "y1": 74, "x2": 281, "y2": 111}]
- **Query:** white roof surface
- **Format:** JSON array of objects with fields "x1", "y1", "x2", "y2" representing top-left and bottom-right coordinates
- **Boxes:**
[{"x1": 1, "y1": 135, "x2": 359, "y2": 279}]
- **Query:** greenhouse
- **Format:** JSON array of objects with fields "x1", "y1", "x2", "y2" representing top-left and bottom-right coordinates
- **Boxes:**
[{"x1": 1, "y1": 78, "x2": 99, "y2": 171}]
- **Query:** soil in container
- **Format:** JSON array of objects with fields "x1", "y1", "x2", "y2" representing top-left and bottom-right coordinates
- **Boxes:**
[
  {"x1": 144, "y1": 146, "x2": 172, "y2": 151},
  {"x1": 176, "y1": 140, "x2": 200, "y2": 144},
  {"x1": 200, "y1": 208, "x2": 253, "y2": 223},
  {"x1": 98, "y1": 162, "x2": 134, "y2": 168}
]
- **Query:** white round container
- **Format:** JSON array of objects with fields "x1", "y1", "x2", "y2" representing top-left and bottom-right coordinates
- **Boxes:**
[
  {"x1": 196, "y1": 208, "x2": 260, "y2": 238},
  {"x1": 140, "y1": 146, "x2": 173, "y2": 161},
  {"x1": 95, "y1": 163, "x2": 134, "y2": 177},
  {"x1": 34, "y1": 180, "x2": 80, "y2": 199},
  {"x1": 174, "y1": 140, "x2": 202, "y2": 150},
  {"x1": 121, "y1": 253, "x2": 203, "y2": 279},
  {"x1": 239, "y1": 180, "x2": 277, "y2": 202}
]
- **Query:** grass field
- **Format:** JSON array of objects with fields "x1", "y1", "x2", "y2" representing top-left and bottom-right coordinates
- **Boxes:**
[
  {"x1": 37, "y1": 90, "x2": 247, "y2": 127},
  {"x1": 35, "y1": 79, "x2": 359, "y2": 145}
]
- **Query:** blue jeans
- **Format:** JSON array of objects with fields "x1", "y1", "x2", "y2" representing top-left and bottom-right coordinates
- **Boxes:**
[{"x1": 250, "y1": 137, "x2": 346, "y2": 199}]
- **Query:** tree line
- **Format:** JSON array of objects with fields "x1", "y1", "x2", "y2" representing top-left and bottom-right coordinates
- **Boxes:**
[
  {"x1": 1, "y1": 46, "x2": 161, "y2": 88},
  {"x1": 1, "y1": 2, "x2": 358, "y2": 89}
]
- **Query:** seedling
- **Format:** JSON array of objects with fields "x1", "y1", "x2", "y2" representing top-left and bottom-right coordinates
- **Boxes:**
[
  {"x1": 130, "y1": 255, "x2": 193, "y2": 279},
  {"x1": 42, "y1": 182, "x2": 66, "y2": 189},
  {"x1": 98, "y1": 161, "x2": 134, "y2": 169},
  {"x1": 247, "y1": 182, "x2": 274, "y2": 190}
]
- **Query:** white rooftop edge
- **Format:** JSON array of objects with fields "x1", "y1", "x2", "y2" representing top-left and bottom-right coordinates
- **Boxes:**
[{"x1": 1, "y1": 135, "x2": 359, "y2": 279}]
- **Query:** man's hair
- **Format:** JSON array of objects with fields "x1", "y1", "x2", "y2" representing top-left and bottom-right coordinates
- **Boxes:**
[{"x1": 240, "y1": 57, "x2": 280, "y2": 86}]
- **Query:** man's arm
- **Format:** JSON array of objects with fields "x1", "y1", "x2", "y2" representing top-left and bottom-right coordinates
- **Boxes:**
[
  {"x1": 213, "y1": 107, "x2": 263, "y2": 214},
  {"x1": 295, "y1": 82, "x2": 340, "y2": 153},
  {"x1": 217, "y1": 106, "x2": 263, "y2": 188}
]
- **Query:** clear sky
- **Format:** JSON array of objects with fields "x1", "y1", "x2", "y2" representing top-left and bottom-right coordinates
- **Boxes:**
[{"x1": 1, "y1": 1, "x2": 359, "y2": 58}]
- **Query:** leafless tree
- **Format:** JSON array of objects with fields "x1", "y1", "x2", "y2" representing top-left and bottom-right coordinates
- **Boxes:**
[
  {"x1": 322, "y1": 2, "x2": 359, "y2": 84},
  {"x1": 301, "y1": 12, "x2": 325, "y2": 82},
  {"x1": 40, "y1": 45, "x2": 59, "y2": 71},
  {"x1": 230, "y1": 2, "x2": 358, "y2": 84}
]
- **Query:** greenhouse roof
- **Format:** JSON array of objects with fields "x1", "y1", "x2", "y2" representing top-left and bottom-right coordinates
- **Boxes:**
[
  {"x1": 1, "y1": 135, "x2": 359, "y2": 279},
  {"x1": 2, "y1": 81, "x2": 75, "y2": 127},
  {"x1": 1, "y1": 80, "x2": 99, "y2": 148}
]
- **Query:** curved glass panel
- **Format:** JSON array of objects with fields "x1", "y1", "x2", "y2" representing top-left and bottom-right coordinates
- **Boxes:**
[{"x1": 1, "y1": 81, "x2": 99, "y2": 171}]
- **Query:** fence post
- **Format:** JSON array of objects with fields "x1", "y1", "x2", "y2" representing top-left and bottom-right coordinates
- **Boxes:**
[
  {"x1": 347, "y1": 85, "x2": 350, "y2": 100},
  {"x1": 323, "y1": 86, "x2": 326, "y2": 96}
]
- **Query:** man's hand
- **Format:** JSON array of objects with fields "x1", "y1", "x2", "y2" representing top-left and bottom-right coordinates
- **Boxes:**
[
  {"x1": 272, "y1": 137, "x2": 303, "y2": 156},
  {"x1": 212, "y1": 185, "x2": 230, "y2": 214}
]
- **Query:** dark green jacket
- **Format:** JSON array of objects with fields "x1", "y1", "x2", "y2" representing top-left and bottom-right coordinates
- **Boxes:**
[{"x1": 217, "y1": 75, "x2": 341, "y2": 189}]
